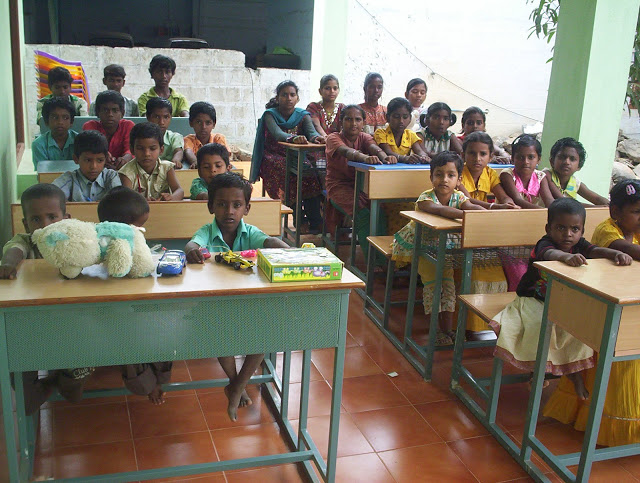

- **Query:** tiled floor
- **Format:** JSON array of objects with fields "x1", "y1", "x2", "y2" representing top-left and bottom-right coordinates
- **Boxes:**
[{"x1": 14, "y1": 286, "x2": 640, "y2": 481}]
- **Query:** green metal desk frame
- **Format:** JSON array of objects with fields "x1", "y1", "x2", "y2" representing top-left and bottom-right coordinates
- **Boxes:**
[{"x1": 0, "y1": 289, "x2": 352, "y2": 482}]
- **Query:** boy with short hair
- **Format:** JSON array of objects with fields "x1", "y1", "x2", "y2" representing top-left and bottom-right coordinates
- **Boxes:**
[
  {"x1": 138, "y1": 55, "x2": 188, "y2": 117},
  {"x1": 185, "y1": 173, "x2": 288, "y2": 421},
  {"x1": 1, "y1": 184, "x2": 94, "y2": 411},
  {"x1": 32, "y1": 98, "x2": 78, "y2": 168},
  {"x1": 83, "y1": 90, "x2": 135, "y2": 169},
  {"x1": 89, "y1": 64, "x2": 139, "y2": 116},
  {"x1": 190, "y1": 142, "x2": 232, "y2": 199},
  {"x1": 36, "y1": 66, "x2": 88, "y2": 123},
  {"x1": 97, "y1": 186, "x2": 150, "y2": 227},
  {"x1": 146, "y1": 97, "x2": 184, "y2": 168},
  {"x1": 52, "y1": 130, "x2": 121, "y2": 201},
  {"x1": 183, "y1": 101, "x2": 230, "y2": 168}
]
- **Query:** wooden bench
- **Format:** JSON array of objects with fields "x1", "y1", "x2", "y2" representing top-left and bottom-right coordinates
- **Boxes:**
[
  {"x1": 457, "y1": 293, "x2": 517, "y2": 326},
  {"x1": 11, "y1": 198, "x2": 282, "y2": 238},
  {"x1": 39, "y1": 116, "x2": 193, "y2": 136}
]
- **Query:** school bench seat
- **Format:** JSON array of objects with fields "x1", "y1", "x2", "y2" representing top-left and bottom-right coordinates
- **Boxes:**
[
  {"x1": 457, "y1": 293, "x2": 517, "y2": 326},
  {"x1": 38, "y1": 116, "x2": 193, "y2": 137}
]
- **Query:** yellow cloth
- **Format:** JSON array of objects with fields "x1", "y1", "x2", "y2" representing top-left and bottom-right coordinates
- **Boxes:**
[
  {"x1": 461, "y1": 165, "x2": 500, "y2": 202},
  {"x1": 118, "y1": 159, "x2": 174, "y2": 199},
  {"x1": 592, "y1": 217, "x2": 640, "y2": 248},
  {"x1": 138, "y1": 87, "x2": 189, "y2": 117},
  {"x1": 374, "y1": 126, "x2": 421, "y2": 156}
]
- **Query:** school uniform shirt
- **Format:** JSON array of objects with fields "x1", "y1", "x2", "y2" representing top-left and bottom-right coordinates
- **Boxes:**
[
  {"x1": 190, "y1": 177, "x2": 209, "y2": 199},
  {"x1": 31, "y1": 130, "x2": 78, "y2": 168},
  {"x1": 88, "y1": 94, "x2": 139, "y2": 117},
  {"x1": 137, "y1": 87, "x2": 189, "y2": 117},
  {"x1": 544, "y1": 168, "x2": 582, "y2": 199},
  {"x1": 461, "y1": 165, "x2": 500, "y2": 202},
  {"x1": 421, "y1": 128, "x2": 454, "y2": 154},
  {"x1": 3, "y1": 233, "x2": 41, "y2": 259},
  {"x1": 191, "y1": 219, "x2": 269, "y2": 253},
  {"x1": 52, "y1": 168, "x2": 121, "y2": 202},
  {"x1": 118, "y1": 159, "x2": 174, "y2": 199},
  {"x1": 36, "y1": 94, "x2": 88, "y2": 123},
  {"x1": 184, "y1": 133, "x2": 230, "y2": 154},
  {"x1": 373, "y1": 125, "x2": 421, "y2": 156},
  {"x1": 592, "y1": 217, "x2": 640, "y2": 247},
  {"x1": 160, "y1": 130, "x2": 184, "y2": 162},
  {"x1": 82, "y1": 119, "x2": 135, "y2": 158}
]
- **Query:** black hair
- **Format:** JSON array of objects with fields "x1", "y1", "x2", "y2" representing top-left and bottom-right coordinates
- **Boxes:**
[
  {"x1": 462, "y1": 131, "x2": 494, "y2": 155},
  {"x1": 363, "y1": 72, "x2": 383, "y2": 90},
  {"x1": 98, "y1": 186, "x2": 150, "y2": 225},
  {"x1": 340, "y1": 104, "x2": 365, "y2": 122},
  {"x1": 145, "y1": 97, "x2": 173, "y2": 117},
  {"x1": 21, "y1": 183, "x2": 66, "y2": 217},
  {"x1": 548, "y1": 197, "x2": 586, "y2": 224},
  {"x1": 461, "y1": 107, "x2": 486, "y2": 128},
  {"x1": 320, "y1": 74, "x2": 339, "y2": 88},
  {"x1": 47, "y1": 66, "x2": 73, "y2": 87},
  {"x1": 208, "y1": 172, "x2": 253, "y2": 207},
  {"x1": 405, "y1": 78, "x2": 427, "y2": 94},
  {"x1": 129, "y1": 122, "x2": 164, "y2": 151},
  {"x1": 148, "y1": 54, "x2": 176, "y2": 75},
  {"x1": 610, "y1": 179, "x2": 640, "y2": 209},
  {"x1": 74, "y1": 130, "x2": 109, "y2": 158},
  {"x1": 420, "y1": 102, "x2": 456, "y2": 128},
  {"x1": 189, "y1": 101, "x2": 217, "y2": 123},
  {"x1": 511, "y1": 134, "x2": 542, "y2": 158},
  {"x1": 94, "y1": 90, "x2": 125, "y2": 115},
  {"x1": 550, "y1": 137, "x2": 586, "y2": 169},
  {"x1": 266, "y1": 80, "x2": 299, "y2": 109},
  {"x1": 41, "y1": 97, "x2": 75, "y2": 125},
  {"x1": 386, "y1": 97, "x2": 412, "y2": 118},
  {"x1": 197, "y1": 142, "x2": 230, "y2": 167},
  {"x1": 430, "y1": 151, "x2": 464, "y2": 175},
  {"x1": 103, "y1": 64, "x2": 126, "y2": 78}
]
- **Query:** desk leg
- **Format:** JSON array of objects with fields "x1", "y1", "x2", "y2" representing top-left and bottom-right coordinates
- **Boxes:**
[
  {"x1": 14, "y1": 372, "x2": 30, "y2": 481},
  {"x1": 296, "y1": 150, "x2": 304, "y2": 248},
  {"x1": 350, "y1": 171, "x2": 364, "y2": 275},
  {"x1": 0, "y1": 313, "x2": 20, "y2": 482},
  {"x1": 403, "y1": 223, "x2": 422, "y2": 349},
  {"x1": 575, "y1": 303, "x2": 622, "y2": 482},
  {"x1": 297, "y1": 350, "x2": 312, "y2": 453},
  {"x1": 423, "y1": 232, "x2": 448, "y2": 380},
  {"x1": 281, "y1": 351, "x2": 292, "y2": 420},
  {"x1": 451, "y1": 248, "x2": 473, "y2": 385}
]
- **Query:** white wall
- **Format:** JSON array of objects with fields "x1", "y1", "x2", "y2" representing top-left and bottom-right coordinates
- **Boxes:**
[
  {"x1": 336, "y1": 0, "x2": 554, "y2": 137},
  {"x1": 24, "y1": 45, "x2": 312, "y2": 152}
]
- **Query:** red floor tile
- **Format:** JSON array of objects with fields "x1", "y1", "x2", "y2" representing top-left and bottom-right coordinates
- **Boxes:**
[
  {"x1": 186, "y1": 358, "x2": 229, "y2": 382},
  {"x1": 211, "y1": 422, "x2": 290, "y2": 462},
  {"x1": 335, "y1": 453, "x2": 396, "y2": 482},
  {"x1": 198, "y1": 385, "x2": 275, "y2": 430},
  {"x1": 362, "y1": 336, "x2": 416, "y2": 374},
  {"x1": 390, "y1": 370, "x2": 455, "y2": 404},
  {"x1": 224, "y1": 463, "x2": 306, "y2": 482},
  {"x1": 341, "y1": 374, "x2": 409, "y2": 413},
  {"x1": 129, "y1": 394, "x2": 208, "y2": 439},
  {"x1": 285, "y1": 380, "x2": 345, "y2": 420},
  {"x1": 50, "y1": 402, "x2": 131, "y2": 447},
  {"x1": 134, "y1": 432, "x2": 217, "y2": 471},
  {"x1": 292, "y1": 413, "x2": 374, "y2": 459},
  {"x1": 311, "y1": 346, "x2": 383, "y2": 381},
  {"x1": 415, "y1": 399, "x2": 489, "y2": 442},
  {"x1": 274, "y1": 351, "x2": 323, "y2": 384}
]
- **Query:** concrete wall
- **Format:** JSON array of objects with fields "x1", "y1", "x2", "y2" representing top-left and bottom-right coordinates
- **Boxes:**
[{"x1": 24, "y1": 44, "x2": 312, "y2": 152}]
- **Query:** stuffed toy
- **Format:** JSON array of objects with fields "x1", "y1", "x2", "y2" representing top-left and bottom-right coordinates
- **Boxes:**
[{"x1": 32, "y1": 219, "x2": 155, "y2": 279}]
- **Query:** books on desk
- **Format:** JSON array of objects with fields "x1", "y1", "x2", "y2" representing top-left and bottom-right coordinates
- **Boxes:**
[{"x1": 257, "y1": 247, "x2": 343, "y2": 282}]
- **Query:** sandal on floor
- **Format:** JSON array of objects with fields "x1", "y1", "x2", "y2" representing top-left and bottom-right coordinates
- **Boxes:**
[{"x1": 435, "y1": 330, "x2": 453, "y2": 346}]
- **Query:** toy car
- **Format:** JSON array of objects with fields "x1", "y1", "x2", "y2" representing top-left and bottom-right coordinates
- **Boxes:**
[
  {"x1": 157, "y1": 250, "x2": 187, "y2": 275},
  {"x1": 214, "y1": 250, "x2": 255, "y2": 270},
  {"x1": 239, "y1": 249, "x2": 257, "y2": 258},
  {"x1": 199, "y1": 247, "x2": 211, "y2": 259}
]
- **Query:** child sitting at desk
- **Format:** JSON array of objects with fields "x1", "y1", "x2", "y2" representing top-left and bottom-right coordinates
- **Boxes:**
[
  {"x1": 184, "y1": 101, "x2": 230, "y2": 168},
  {"x1": 98, "y1": 187, "x2": 171, "y2": 403},
  {"x1": 418, "y1": 102, "x2": 463, "y2": 157},
  {"x1": 32, "y1": 98, "x2": 78, "y2": 168},
  {"x1": 146, "y1": 97, "x2": 185, "y2": 168},
  {"x1": 118, "y1": 122, "x2": 184, "y2": 201},
  {"x1": 36, "y1": 66, "x2": 88, "y2": 123},
  {"x1": 458, "y1": 107, "x2": 511, "y2": 164},
  {"x1": 190, "y1": 142, "x2": 232, "y2": 200},
  {"x1": 83, "y1": 90, "x2": 134, "y2": 169},
  {"x1": 359, "y1": 72, "x2": 387, "y2": 135},
  {"x1": 138, "y1": 54, "x2": 189, "y2": 117},
  {"x1": 392, "y1": 151, "x2": 483, "y2": 346},
  {"x1": 491, "y1": 198, "x2": 631, "y2": 396},
  {"x1": 52, "y1": 130, "x2": 121, "y2": 201},
  {"x1": 184, "y1": 173, "x2": 288, "y2": 421},
  {"x1": 405, "y1": 78, "x2": 427, "y2": 132},
  {"x1": 0, "y1": 184, "x2": 94, "y2": 412},
  {"x1": 89, "y1": 64, "x2": 139, "y2": 117},
  {"x1": 544, "y1": 180, "x2": 640, "y2": 446}
]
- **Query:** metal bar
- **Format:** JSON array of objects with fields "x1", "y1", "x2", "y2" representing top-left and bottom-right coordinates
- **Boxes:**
[
  {"x1": 281, "y1": 351, "x2": 292, "y2": 420},
  {"x1": 451, "y1": 249, "x2": 474, "y2": 384},
  {"x1": 382, "y1": 259, "x2": 395, "y2": 329},
  {"x1": 423, "y1": 231, "x2": 448, "y2": 380},
  {"x1": 487, "y1": 357, "x2": 504, "y2": 425},
  {"x1": 297, "y1": 350, "x2": 312, "y2": 452},
  {"x1": 403, "y1": 223, "x2": 422, "y2": 350},
  {"x1": 349, "y1": 171, "x2": 364, "y2": 273},
  {"x1": 295, "y1": 150, "x2": 304, "y2": 248},
  {"x1": 14, "y1": 371, "x2": 31, "y2": 481},
  {"x1": 0, "y1": 311, "x2": 20, "y2": 482}
]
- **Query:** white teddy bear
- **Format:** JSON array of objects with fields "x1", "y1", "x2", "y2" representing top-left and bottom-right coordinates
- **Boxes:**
[{"x1": 32, "y1": 218, "x2": 155, "y2": 279}]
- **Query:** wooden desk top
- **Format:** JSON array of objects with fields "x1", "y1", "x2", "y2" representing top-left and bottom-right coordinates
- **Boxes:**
[
  {"x1": 278, "y1": 142, "x2": 326, "y2": 150},
  {"x1": 535, "y1": 259, "x2": 640, "y2": 305},
  {"x1": 400, "y1": 210, "x2": 462, "y2": 231},
  {"x1": 0, "y1": 260, "x2": 364, "y2": 308}
]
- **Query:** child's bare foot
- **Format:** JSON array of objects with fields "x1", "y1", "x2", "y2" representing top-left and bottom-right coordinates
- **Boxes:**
[
  {"x1": 527, "y1": 374, "x2": 550, "y2": 391},
  {"x1": 239, "y1": 389, "x2": 252, "y2": 408},
  {"x1": 567, "y1": 372, "x2": 589, "y2": 400},
  {"x1": 148, "y1": 384, "x2": 165, "y2": 405},
  {"x1": 224, "y1": 384, "x2": 252, "y2": 421}
]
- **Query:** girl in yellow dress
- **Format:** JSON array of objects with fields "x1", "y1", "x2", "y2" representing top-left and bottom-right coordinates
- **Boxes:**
[{"x1": 544, "y1": 179, "x2": 640, "y2": 446}]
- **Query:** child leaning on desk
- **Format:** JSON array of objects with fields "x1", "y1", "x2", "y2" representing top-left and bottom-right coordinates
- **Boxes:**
[
  {"x1": 491, "y1": 198, "x2": 631, "y2": 399},
  {"x1": 544, "y1": 180, "x2": 640, "y2": 447},
  {"x1": 184, "y1": 172, "x2": 288, "y2": 421},
  {"x1": 391, "y1": 151, "x2": 484, "y2": 346},
  {"x1": 0, "y1": 184, "x2": 95, "y2": 413},
  {"x1": 190, "y1": 142, "x2": 232, "y2": 200}
]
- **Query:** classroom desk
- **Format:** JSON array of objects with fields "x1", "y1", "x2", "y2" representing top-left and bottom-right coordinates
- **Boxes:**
[
  {"x1": 519, "y1": 259, "x2": 640, "y2": 482},
  {"x1": 38, "y1": 116, "x2": 193, "y2": 137},
  {"x1": 280, "y1": 142, "x2": 326, "y2": 248},
  {"x1": 0, "y1": 260, "x2": 363, "y2": 482}
]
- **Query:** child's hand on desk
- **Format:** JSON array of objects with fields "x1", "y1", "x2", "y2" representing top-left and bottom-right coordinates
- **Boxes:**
[
  {"x1": 0, "y1": 264, "x2": 17, "y2": 280},
  {"x1": 186, "y1": 246, "x2": 205, "y2": 264},
  {"x1": 383, "y1": 155, "x2": 398, "y2": 164},
  {"x1": 291, "y1": 135, "x2": 307, "y2": 144},
  {"x1": 312, "y1": 136, "x2": 326, "y2": 144},
  {"x1": 362, "y1": 155, "x2": 382, "y2": 165},
  {"x1": 173, "y1": 160, "x2": 183, "y2": 170},
  {"x1": 405, "y1": 153, "x2": 423, "y2": 164},
  {"x1": 159, "y1": 192, "x2": 173, "y2": 201},
  {"x1": 563, "y1": 253, "x2": 588, "y2": 267},
  {"x1": 614, "y1": 252, "x2": 633, "y2": 266},
  {"x1": 493, "y1": 202, "x2": 521, "y2": 210}
]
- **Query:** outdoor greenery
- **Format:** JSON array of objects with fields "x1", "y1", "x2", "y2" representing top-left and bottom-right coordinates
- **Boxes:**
[{"x1": 527, "y1": 0, "x2": 640, "y2": 109}]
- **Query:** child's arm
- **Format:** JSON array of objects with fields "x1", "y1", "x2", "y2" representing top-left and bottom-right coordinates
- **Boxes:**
[
  {"x1": 334, "y1": 145, "x2": 382, "y2": 165},
  {"x1": 0, "y1": 248, "x2": 25, "y2": 279},
  {"x1": 492, "y1": 145, "x2": 511, "y2": 164},
  {"x1": 577, "y1": 183, "x2": 609, "y2": 206},
  {"x1": 171, "y1": 148, "x2": 184, "y2": 170},
  {"x1": 417, "y1": 199, "x2": 464, "y2": 219},
  {"x1": 114, "y1": 154, "x2": 132, "y2": 169},
  {"x1": 159, "y1": 169, "x2": 184, "y2": 201},
  {"x1": 263, "y1": 237, "x2": 289, "y2": 249},
  {"x1": 491, "y1": 184, "x2": 520, "y2": 209},
  {"x1": 310, "y1": 116, "x2": 328, "y2": 137},
  {"x1": 499, "y1": 172, "x2": 543, "y2": 209},
  {"x1": 608, "y1": 239, "x2": 640, "y2": 261},
  {"x1": 538, "y1": 176, "x2": 555, "y2": 207},
  {"x1": 544, "y1": 170, "x2": 564, "y2": 200},
  {"x1": 590, "y1": 246, "x2": 633, "y2": 265},
  {"x1": 409, "y1": 141, "x2": 430, "y2": 164},
  {"x1": 184, "y1": 149, "x2": 197, "y2": 167},
  {"x1": 449, "y1": 136, "x2": 463, "y2": 155},
  {"x1": 119, "y1": 173, "x2": 133, "y2": 189},
  {"x1": 194, "y1": 192, "x2": 208, "y2": 200},
  {"x1": 378, "y1": 143, "x2": 409, "y2": 163},
  {"x1": 185, "y1": 241, "x2": 205, "y2": 263}
]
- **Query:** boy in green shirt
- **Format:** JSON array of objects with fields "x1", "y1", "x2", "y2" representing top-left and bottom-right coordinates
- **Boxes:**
[{"x1": 138, "y1": 55, "x2": 189, "y2": 117}]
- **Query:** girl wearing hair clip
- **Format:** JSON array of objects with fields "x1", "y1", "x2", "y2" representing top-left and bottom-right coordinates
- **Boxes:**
[
  {"x1": 418, "y1": 102, "x2": 463, "y2": 157},
  {"x1": 544, "y1": 178, "x2": 640, "y2": 447}
]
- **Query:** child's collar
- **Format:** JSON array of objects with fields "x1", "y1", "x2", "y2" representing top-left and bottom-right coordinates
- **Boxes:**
[{"x1": 423, "y1": 128, "x2": 450, "y2": 141}]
